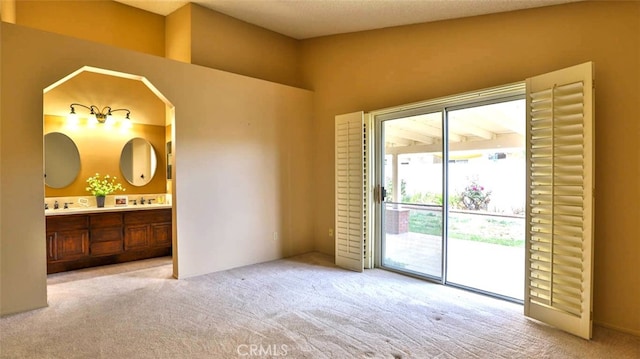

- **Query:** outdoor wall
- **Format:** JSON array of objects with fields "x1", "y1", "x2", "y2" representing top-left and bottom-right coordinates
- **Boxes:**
[
  {"x1": 15, "y1": 0, "x2": 165, "y2": 57},
  {"x1": 300, "y1": 1, "x2": 640, "y2": 335},
  {"x1": 0, "y1": 23, "x2": 314, "y2": 315}
]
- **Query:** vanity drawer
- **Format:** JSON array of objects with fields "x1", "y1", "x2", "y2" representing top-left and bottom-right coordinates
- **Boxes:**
[
  {"x1": 90, "y1": 240, "x2": 124, "y2": 256},
  {"x1": 124, "y1": 209, "x2": 171, "y2": 225},
  {"x1": 90, "y1": 213, "x2": 123, "y2": 228},
  {"x1": 46, "y1": 215, "x2": 88, "y2": 231},
  {"x1": 90, "y1": 227, "x2": 123, "y2": 242}
]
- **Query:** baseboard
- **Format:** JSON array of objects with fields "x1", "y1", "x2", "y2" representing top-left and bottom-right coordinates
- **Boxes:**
[{"x1": 594, "y1": 320, "x2": 640, "y2": 338}]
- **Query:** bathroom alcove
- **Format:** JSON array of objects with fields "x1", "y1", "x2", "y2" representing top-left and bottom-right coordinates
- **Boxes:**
[{"x1": 43, "y1": 66, "x2": 177, "y2": 275}]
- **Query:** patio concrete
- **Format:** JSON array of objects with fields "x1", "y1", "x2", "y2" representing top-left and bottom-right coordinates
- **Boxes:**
[{"x1": 384, "y1": 232, "x2": 524, "y2": 300}]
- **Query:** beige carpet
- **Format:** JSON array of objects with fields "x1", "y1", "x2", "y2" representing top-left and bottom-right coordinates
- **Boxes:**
[{"x1": 1, "y1": 252, "x2": 639, "y2": 358}]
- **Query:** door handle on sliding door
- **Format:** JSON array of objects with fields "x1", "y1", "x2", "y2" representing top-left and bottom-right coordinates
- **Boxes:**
[{"x1": 375, "y1": 185, "x2": 387, "y2": 203}]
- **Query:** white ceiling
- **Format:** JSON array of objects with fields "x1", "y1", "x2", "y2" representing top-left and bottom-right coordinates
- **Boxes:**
[{"x1": 116, "y1": 0, "x2": 580, "y2": 39}]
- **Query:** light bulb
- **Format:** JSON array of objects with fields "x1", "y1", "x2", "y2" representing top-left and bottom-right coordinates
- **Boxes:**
[
  {"x1": 104, "y1": 114, "x2": 115, "y2": 126},
  {"x1": 66, "y1": 112, "x2": 79, "y2": 126}
]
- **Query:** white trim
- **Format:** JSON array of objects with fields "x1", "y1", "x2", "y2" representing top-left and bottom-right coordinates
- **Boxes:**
[{"x1": 371, "y1": 82, "x2": 525, "y2": 119}]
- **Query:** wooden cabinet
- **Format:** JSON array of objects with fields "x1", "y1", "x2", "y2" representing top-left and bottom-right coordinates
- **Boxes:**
[
  {"x1": 46, "y1": 208, "x2": 172, "y2": 274},
  {"x1": 46, "y1": 230, "x2": 89, "y2": 262},
  {"x1": 151, "y1": 223, "x2": 172, "y2": 247},
  {"x1": 46, "y1": 215, "x2": 89, "y2": 263},
  {"x1": 124, "y1": 209, "x2": 172, "y2": 250},
  {"x1": 124, "y1": 225, "x2": 150, "y2": 250}
]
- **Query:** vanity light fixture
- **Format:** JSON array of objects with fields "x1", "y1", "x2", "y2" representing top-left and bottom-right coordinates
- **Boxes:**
[{"x1": 68, "y1": 103, "x2": 132, "y2": 126}]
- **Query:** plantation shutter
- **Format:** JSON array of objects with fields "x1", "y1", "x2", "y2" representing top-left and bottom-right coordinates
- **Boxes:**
[
  {"x1": 525, "y1": 62, "x2": 595, "y2": 339},
  {"x1": 335, "y1": 111, "x2": 368, "y2": 272}
]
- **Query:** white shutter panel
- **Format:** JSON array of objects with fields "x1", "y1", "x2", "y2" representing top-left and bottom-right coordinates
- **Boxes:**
[
  {"x1": 335, "y1": 112, "x2": 367, "y2": 272},
  {"x1": 525, "y1": 62, "x2": 594, "y2": 339}
]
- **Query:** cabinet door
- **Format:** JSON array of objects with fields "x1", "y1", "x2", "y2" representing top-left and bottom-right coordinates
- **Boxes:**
[
  {"x1": 124, "y1": 225, "x2": 150, "y2": 250},
  {"x1": 54, "y1": 230, "x2": 89, "y2": 262},
  {"x1": 151, "y1": 223, "x2": 172, "y2": 247}
]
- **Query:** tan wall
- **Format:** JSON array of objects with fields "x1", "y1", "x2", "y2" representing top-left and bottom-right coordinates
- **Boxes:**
[
  {"x1": 301, "y1": 1, "x2": 640, "y2": 335},
  {"x1": 44, "y1": 115, "x2": 167, "y2": 197},
  {"x1": 165, "y1": 4, "x2": 191, "y2": 63},
  {"x1": 15, "y1": 0, "x2": 165, "y2": 57},
  {"x1": 190, "y1": 4, "x2": 302, "y2": 88},
  {"x1": 13, "y1": 2, "x2": 302, "y2": 87},
  {"x1": 0, "y1": 23, "x2": 314, "y2": 315},
  {"x1": 1, "y1": 0, "x2": 16, "y2": 23},
  {"x1": 0, "y1": 23, "x2": 48, "y2": 314}
]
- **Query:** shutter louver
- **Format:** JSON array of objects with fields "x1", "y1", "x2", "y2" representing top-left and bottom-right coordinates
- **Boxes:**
[
  {"x1": 525, "y1": 62, "x2": 594, "y2": 339},
  {"x1": 335, "y1": 112, "x2": 366, "y2": 272}
]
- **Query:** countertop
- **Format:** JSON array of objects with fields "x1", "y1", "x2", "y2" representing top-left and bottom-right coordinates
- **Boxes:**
[{"x1": 45, "y1": 203, "x2": 172, "y2": 216}]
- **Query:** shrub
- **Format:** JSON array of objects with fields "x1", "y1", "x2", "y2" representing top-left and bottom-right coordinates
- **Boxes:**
[{"x1": 458, "y1": 180, "x2": 491, "y2": 210}]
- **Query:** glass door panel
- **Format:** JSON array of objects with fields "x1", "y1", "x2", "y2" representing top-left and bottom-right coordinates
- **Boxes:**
[
  {"x1": 381, "y1": 112, "x2": 443, "y2": 279},
  {"x1": 445, "y1": 99, "x2": 526, "y2": 300}
]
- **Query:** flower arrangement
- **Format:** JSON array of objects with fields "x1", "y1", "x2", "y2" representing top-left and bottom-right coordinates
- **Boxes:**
[
  {"x1": 459, "y1": 179, "x2": 491, "y2": 211},
  {"x1": 86, "y1": 173, "x2": 125, "y2": 197}
]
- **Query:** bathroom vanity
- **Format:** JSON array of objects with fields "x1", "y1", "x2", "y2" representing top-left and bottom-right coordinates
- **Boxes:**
[{"x1": 45, "y1": 206, "x2": 172, "y2": 274}]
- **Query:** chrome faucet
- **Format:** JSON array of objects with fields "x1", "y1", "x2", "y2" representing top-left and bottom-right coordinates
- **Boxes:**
[
  {"x1": 54, "y1": 200, "x2": 59, "y2": 210},
  {"x1": 140, "y1": 197, "x2": 145, "y2": 205}
]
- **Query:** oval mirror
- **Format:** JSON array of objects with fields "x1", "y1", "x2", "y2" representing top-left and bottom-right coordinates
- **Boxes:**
[
  {"x1": 44, "y1": 132, "x2": 81, "y2": 188},
  {"x1": 120, "y1": 138, "x2": 157, "y2": 186}
]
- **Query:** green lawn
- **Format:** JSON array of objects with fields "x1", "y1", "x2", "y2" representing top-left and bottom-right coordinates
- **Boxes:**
[{"x1": 408, "y1": 210, "x2": 525, "y2": 247}]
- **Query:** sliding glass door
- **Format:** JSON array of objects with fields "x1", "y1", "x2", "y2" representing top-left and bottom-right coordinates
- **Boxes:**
[{"x1": 377, "y1": 95, "x2": 525, "y2": 301}]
